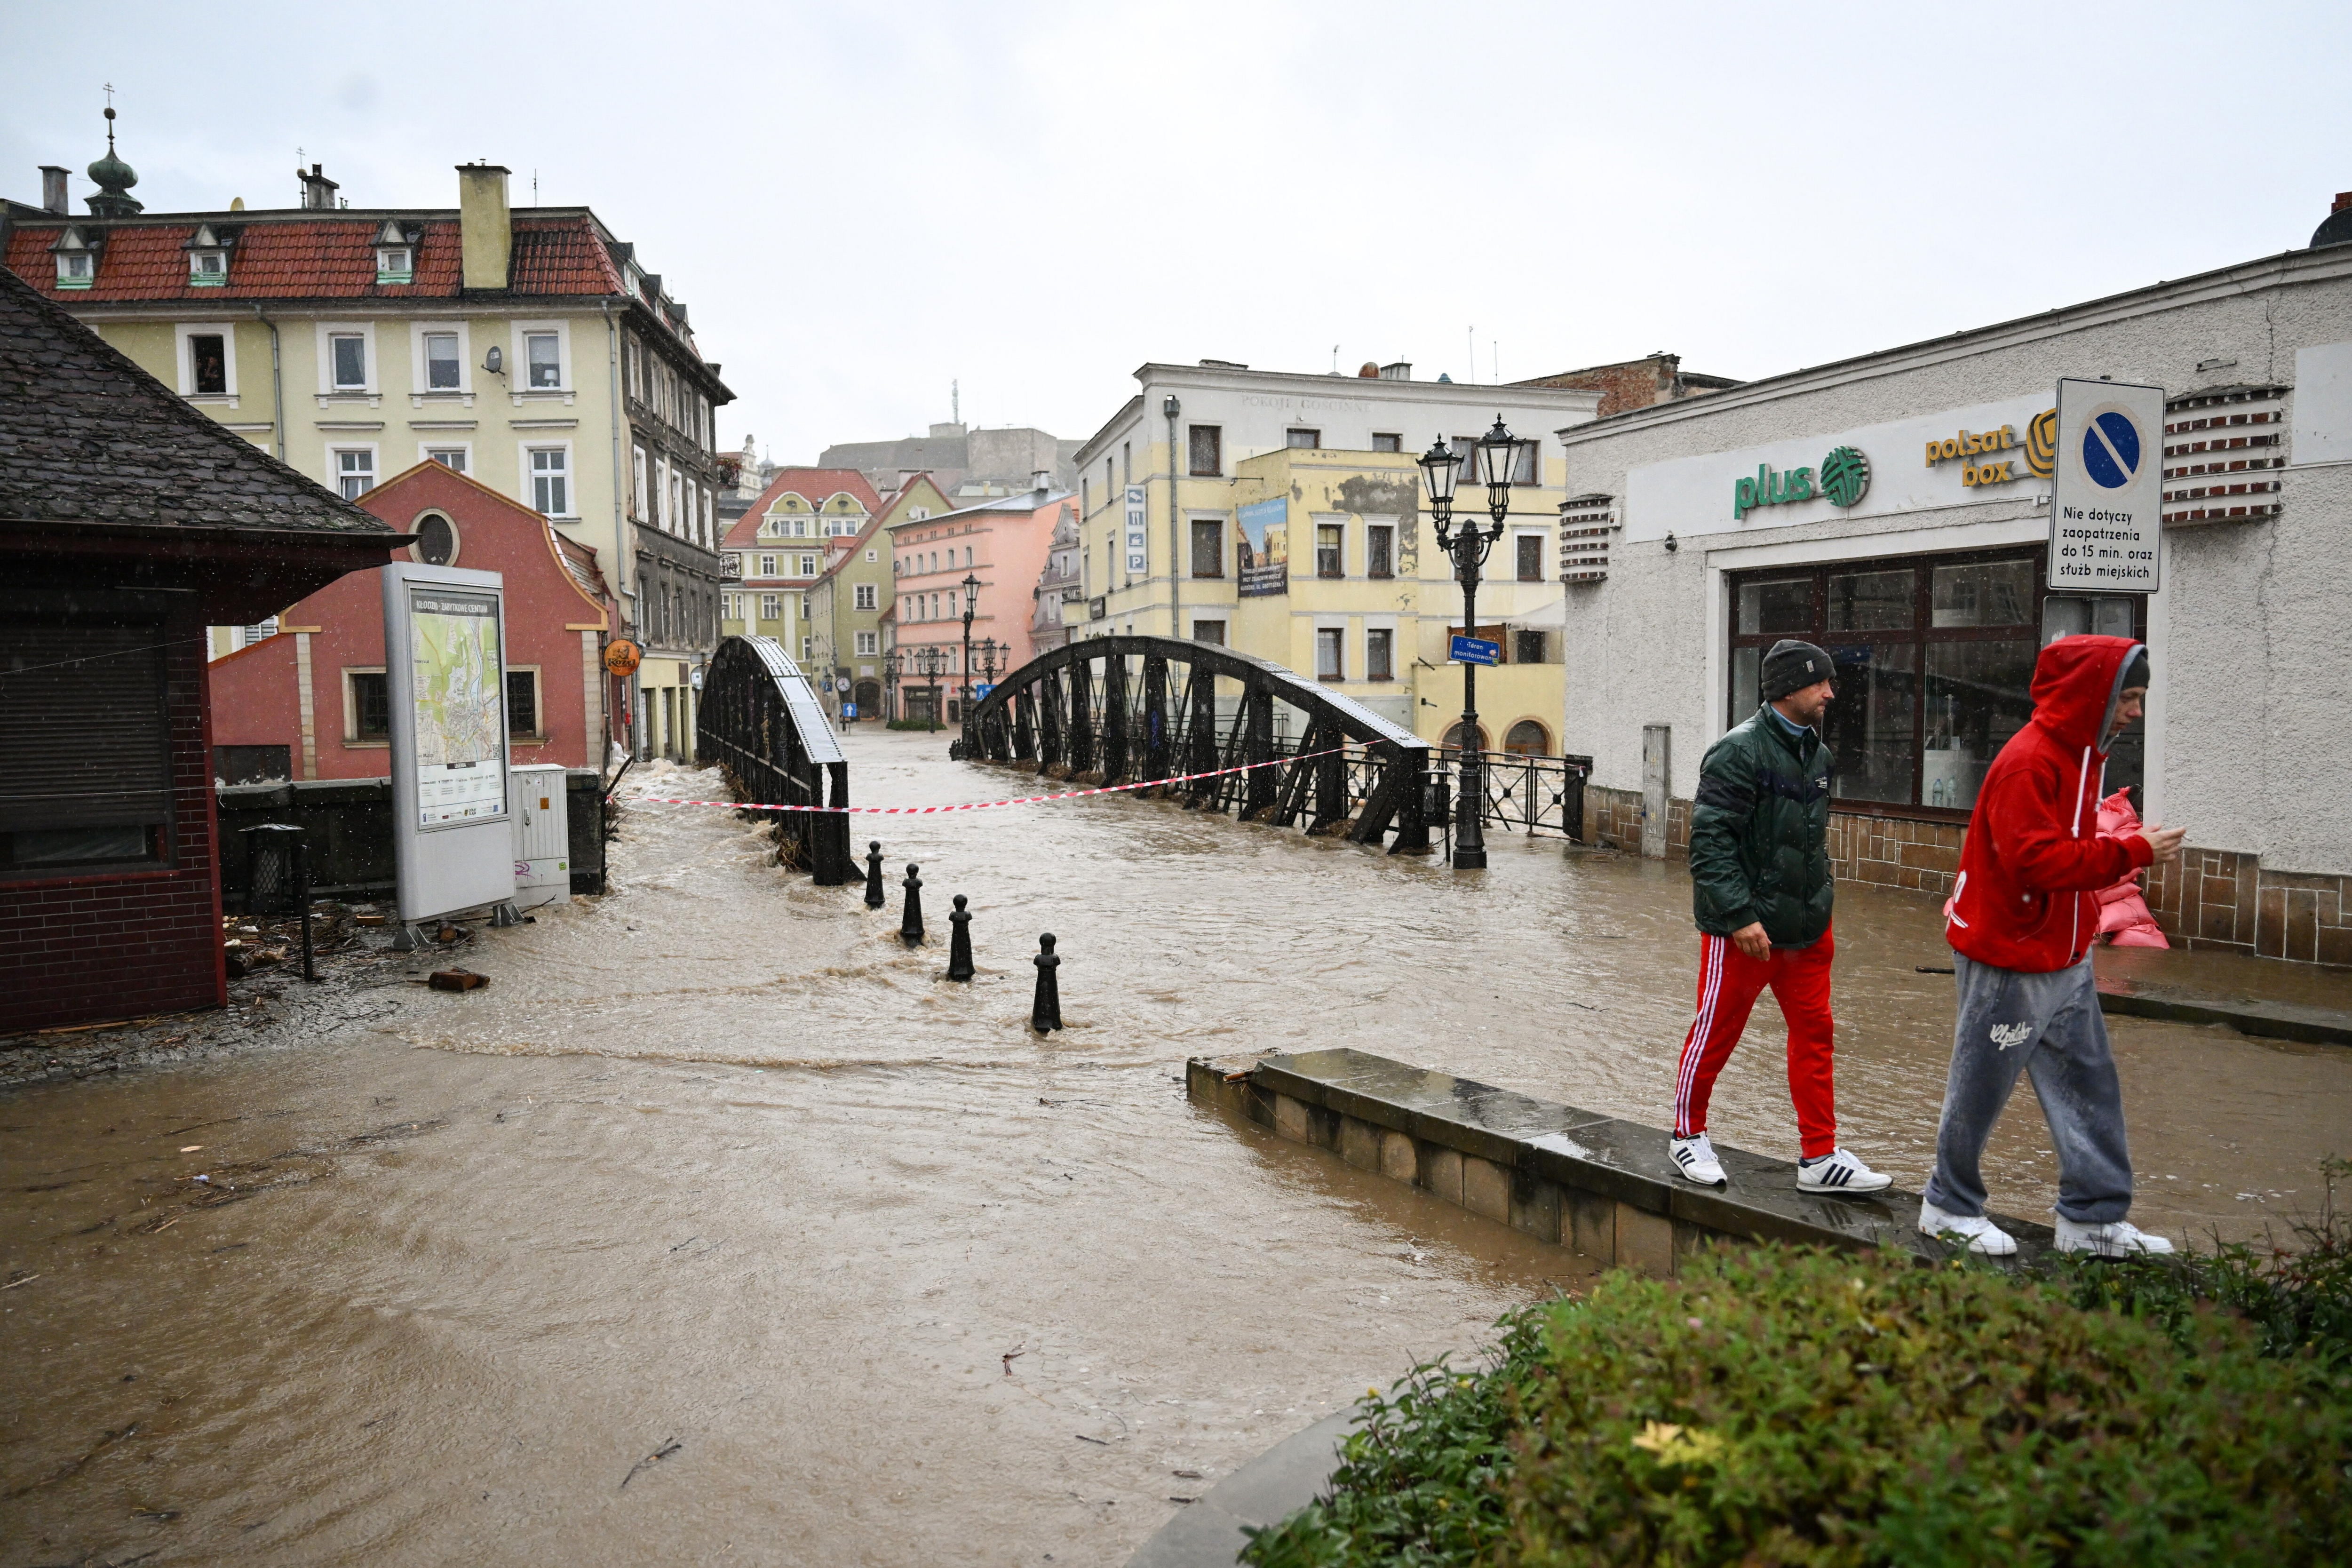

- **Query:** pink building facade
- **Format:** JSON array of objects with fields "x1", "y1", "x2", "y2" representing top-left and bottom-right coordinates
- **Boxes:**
[{"x1": 886, "y1": 480, "x2": 1074, "y2": 723}]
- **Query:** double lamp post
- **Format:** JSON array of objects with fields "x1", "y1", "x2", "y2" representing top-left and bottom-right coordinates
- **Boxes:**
[{"x1": 1417, "y1": 415, "x2": 1527, "y2": 872}]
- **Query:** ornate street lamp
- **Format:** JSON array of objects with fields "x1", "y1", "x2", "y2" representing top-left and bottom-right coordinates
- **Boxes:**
[
  {"x1": 913, "y1": 642, "x2": 946, "y2": 734},
  {"x1": 1420, "y1": 415, "x2": 1524, "y2": 870},
  {"x1": 882, "y1": 650, "x2": 900, "y2": 722}
]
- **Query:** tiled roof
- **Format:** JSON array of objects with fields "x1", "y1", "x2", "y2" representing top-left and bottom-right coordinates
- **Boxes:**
[
  {"x1": 1, "y1": 211, "x2": 625, "y2": 304},
  {"x1": 0, "y1": 263, "x2": 397, "y2": 535},
  {"x1": 722, "y1": 468, "x2": 885, "y2": 547}
]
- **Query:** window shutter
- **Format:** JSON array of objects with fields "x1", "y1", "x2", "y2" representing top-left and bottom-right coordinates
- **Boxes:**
[{"x1": 0, "y1": 622, "x2": 171, "y2": 831}]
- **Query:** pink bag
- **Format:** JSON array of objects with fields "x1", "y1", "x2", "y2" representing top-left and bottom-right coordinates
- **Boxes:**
[{"x1": 2091, "y1": 789, "x2": 2168, "y2": 947}]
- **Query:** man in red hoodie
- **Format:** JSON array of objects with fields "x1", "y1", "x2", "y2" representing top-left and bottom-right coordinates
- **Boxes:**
[{"x1": 1922, "y1": 635, "x2": 2185, "y2": 1257}]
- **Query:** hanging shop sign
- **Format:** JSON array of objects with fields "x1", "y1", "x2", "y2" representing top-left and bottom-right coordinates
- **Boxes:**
[
  {"x1": 1123, "y1": 485, "x2": 1148, "y2": 575},
  {"x1": 603, "y1": 637, "x2": 643, "y2": 677},
  {"x1": 1730, "y1": 446, "x2": 1869, "y2": 521},
  {"x1": 1235, "y1": 497, "x2": 1289, "y2": 597},
  {"x1": 2048, "y1": 377, "x2": 2164, "y2": 592}
]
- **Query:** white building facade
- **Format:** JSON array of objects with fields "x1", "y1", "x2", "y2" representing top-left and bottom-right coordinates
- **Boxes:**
[{"x1": 1555, "y1": 233, "x2": 2352, "y2": 964}]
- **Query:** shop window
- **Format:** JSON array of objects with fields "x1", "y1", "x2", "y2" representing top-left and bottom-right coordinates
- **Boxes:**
[{"x1": 1725, "y1": 548, "x2": 2144, "y2": 815}]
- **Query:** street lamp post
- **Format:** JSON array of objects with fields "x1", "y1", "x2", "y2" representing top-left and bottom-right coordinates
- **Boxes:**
[
  {"x1": 914, "y1": 643, "x2": 946, "y2": 734},
  {"x1": 958, "y1": 573, "x2": 981, "y2": 723},
  {"x1": 882, "y1": 650, "x2": 900, "y2": 723},
  {"x1": 1419, "y1": 416, "x2": 1525, "y2": 871}
]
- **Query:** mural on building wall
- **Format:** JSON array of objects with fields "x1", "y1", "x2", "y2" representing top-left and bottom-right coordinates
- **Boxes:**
[{"x1": 1236, "y1": 497, "x2": 1288, "y2": 597}]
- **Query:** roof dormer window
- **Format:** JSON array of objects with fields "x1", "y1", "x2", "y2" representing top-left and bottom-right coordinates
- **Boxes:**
[
  {"x1": 51, "y1": 227, "x2": 96, "y2": 289},
  {"x1": 185, "y1": 223, "x2": 230, "y2": 286},
  {"x1": 373, "y1": 220, "x2": 413, "y2": 285}
]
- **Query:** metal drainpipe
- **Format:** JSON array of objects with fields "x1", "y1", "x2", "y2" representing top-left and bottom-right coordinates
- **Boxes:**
[
  {"x1": 253, "y1": 304, "x2": 285, "y2": 461},
  {"x1": 1165, "y1": 401, "x2": 1181, "y2": 638},
  {"x1": 599, "y1": 300, "x2": 628, "y2": 612}
]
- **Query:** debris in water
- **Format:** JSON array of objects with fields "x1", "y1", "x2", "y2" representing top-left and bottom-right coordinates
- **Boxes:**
[
  {"x1": 1002, "y1": 1347, "x2": 1025, "y2": 1374},
  {"x1": 619, "y1": 1436, "x2": 682, "y2": 1489},
  {"x1": 180, "y1": 1145, "x2": 203, "y2": 1153},
  {"x1": 428, "y1": 970, "x2": 488, "y2": 992}
]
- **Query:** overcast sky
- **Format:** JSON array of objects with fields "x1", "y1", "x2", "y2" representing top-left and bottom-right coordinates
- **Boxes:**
[{"x1": 9, "y1": 1, "x2": 2348, "y2": 463}]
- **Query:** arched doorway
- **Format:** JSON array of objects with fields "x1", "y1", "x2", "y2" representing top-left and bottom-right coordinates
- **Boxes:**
[
  {"x1": 1504, "y1": 719, "x2": 1551, "y2": 756},
  {"x1": 854, "y1": 679, "x2": 880, "y2": 715},
  {"x1": 1441, "y1": 721, "x2": 1491, "y2": 751}
]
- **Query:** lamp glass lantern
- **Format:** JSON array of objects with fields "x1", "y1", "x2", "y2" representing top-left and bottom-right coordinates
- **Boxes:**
[
  {"x1": 1476, "y1": 416, "x2": 1521, "y2": 492},
  {"x1": 1417, "y1": 437, "x2": 1462, "y2": 508},
  {"x1": 961, "y1": 573, "x2": 981, "y2": 615}
]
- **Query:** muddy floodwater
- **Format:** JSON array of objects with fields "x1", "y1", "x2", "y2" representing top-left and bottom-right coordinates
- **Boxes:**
[{"x1": 5, "y1": 728, "x2": 2349, "y2": 1565}]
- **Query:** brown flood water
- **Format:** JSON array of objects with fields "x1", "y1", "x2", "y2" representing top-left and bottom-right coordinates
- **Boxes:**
[{"x1": 4, "y1": 727, "x2": 2348, "y2": 1565}]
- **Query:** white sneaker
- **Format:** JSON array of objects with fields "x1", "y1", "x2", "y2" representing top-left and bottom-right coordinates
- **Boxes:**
[
  {"x1": 1796, "y1": 1147, "x2": 1893, "y2": 1194},
  {"x1": 1669, "y1": 1134, "x2": 1725, "y2": 1186},
  {"x1": 1918, "y1": 1198, "x2": 2017, "y2": 1256},
  {"x1": 2055, "y1": 1215, "x2": 2176, "y2": 1257}
]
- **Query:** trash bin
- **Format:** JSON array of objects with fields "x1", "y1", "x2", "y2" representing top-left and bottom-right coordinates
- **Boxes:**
[{"x1": 239, "y1": 822, "x2": 314, "y2": 981}]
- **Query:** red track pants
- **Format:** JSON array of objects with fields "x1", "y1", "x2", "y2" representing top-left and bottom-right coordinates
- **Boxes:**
[{"x1": 1670, "y1": 925, "x2": 1839, "y2": 1160}]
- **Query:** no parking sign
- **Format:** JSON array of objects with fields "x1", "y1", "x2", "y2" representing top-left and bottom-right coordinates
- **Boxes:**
[{"x1": 2049, "y1": 377, "x2": 2164, "y2": 592}]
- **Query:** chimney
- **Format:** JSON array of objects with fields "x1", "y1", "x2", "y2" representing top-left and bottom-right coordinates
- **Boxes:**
[
  {"x1": 456, "y1": 163, "x2": 512, "y2": 291},
  {"x1": 1378, "y1": 361, "x2": 1412, "y2": 380},
  {"x1": 39, "y1": 166, "x2": 68, "y2": 215},
  {"x1": 297, "y1": 162, "x2": 339, "y2": 210},
  {"x1": 1031, "y1": 469, "x2": 1052, "y2": 493}
]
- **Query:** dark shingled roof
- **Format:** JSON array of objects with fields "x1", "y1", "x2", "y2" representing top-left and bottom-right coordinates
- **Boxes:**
[{"x1": 0, "y1": 262, "x2": 394, "y2": 535}]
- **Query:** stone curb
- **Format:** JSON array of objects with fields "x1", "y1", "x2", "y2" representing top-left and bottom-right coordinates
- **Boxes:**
[
  {"x1": 2096, "y1": 981, "x2": 2352, "y2": 1047},
  {"x1": 1123, "y1": 1408, "x2": 1362, "y2": 1568}
]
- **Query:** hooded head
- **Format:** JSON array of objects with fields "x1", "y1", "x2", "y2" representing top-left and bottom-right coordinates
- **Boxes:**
[{"x1": 2030, "y1": 634, "x2": 2146, "y2": 752}]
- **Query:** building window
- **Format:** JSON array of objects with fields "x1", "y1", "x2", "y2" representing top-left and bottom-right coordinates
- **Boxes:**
[
  {"x1": 413, "y1": 513, "x2": 458, "y2": 565},
  {"x1": 1366, "y1": 627, "x2": 1393, "y2": 681},
  {"x1": 240, "y1": 618, "x2": 279, "y2": 647},
  {"x1": 1188, "y1": 425, "x2": 1222, "y2": 476},
  {"x1": 530, "y1": 447, "x2": 569, "y2": 516},
  {"x1": 329, "y1": 334, "x2": 368, "y2": 390},
  {"x1": 757, "y1": 554, "x2": 777, "y2": 577},
  {"x1": 333, "y1": 448, "x2": 375, "y2": 500},
  {"x1": 1315, "y1": 627, "x2": 1343, "y2": 680},
  {"x1": 424, "y1": 332, "x2": 461, "y2": 390},
  {"x1": 855, "y1": 630, "x2": 878, "y2": 656},
  {"x1": 855, "y1": 583, "x2": 878, "y2": 611},
  {"x1": 55, "y1": 247, "x2": 93, "y2": 288},
  {"x1": 761, "y1": 594, "x2": 782, "y2": 621},
  {"x1": 189, "y1": 333, "x2": 228, "y2": 396},
  {"x1": 525, "y1": 332, "x2": 562, "y2": 389},
  {"x1": 0, "y1": 621, "x2": 173, "y2": 875},
  {"x1": 1516, "y1": 533, "x2": 1545, "y2": 582},
  {"x1": 1372, "y1": 432, "x2": 1402, "y2": 453},
  {"x1": 798, "y1": 555, "x2": 818, "y2": 576},
  {"x1": 1513, "y1": 629, "x2": 1547, "y2": 664},
  {"x1": 1505, "y1": 720, "x2": 1551, "y2": 756},
  {"x1": 1724, "y1": 547, "x2": 2144, "y2": 815},
  {"x1": 1286, "y1": 427, "x2": 1321, "y2": 449},
  {"x1": 189, "y1": 248, "x2": 227, "y2": 285},
  {"x1": 375, "y1": 245, "x2": 412, "y2": 284},
  {"x1": 506, "y1": 669, "x2": 541, "y2": 738},
  {"x1": 1366, "y1": 523, "x2": 1393, "y2": 579},
  {"x1": 348, "y1": 670, "x2": 390, "y2": 740},
  {"x1": 425, "y1": 446, "x2": 467, "y2": 473},
  {"x1": 1316, "y1": 523, "x2": 1344, "y2": 578},
  {"x1": 802, "y1": 635, "x2": 813, "y2": 660},
  {"x1": 1190, "y1": 517, "x2": 1223, "y2": 577},
  {"x1": 632, "y1": 446, "x2": 648, "y2": 519}
]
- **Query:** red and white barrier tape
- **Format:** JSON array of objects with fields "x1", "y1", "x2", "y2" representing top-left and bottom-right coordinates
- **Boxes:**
[{"x1": 633, "y1": 748, "x2": 1351, "y2": 815}]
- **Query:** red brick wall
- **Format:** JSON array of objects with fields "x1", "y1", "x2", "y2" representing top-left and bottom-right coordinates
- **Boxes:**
[{"x1": 4, "y1": 609, "x2": 226, "y2": 1032}]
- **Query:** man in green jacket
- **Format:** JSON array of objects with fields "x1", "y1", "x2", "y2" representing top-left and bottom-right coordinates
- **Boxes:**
[{"x1": 1668, "y1": 638, "x2": 1891, "y2": 1194}]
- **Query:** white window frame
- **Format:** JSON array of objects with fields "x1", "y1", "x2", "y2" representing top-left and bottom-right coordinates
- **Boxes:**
[
  {"x1": 854, "y1": 583, "x2": 878, "y2": 611},
  {"x1": 519, "y1": 440, "x2": 577, "y2": 519},
  {"x1": 55, "y1": 247, "x2": 94, "y2": 287},
  {"x1": 855, "y1": 629, "x2": 879, "y2": 656},
  {"x1": 632, "y1": 445, "x2": 649, "y2": 520},
  {"x1": 757, "y1": 554, "x2": 778, "y2": 577},
  {"x1": 328, "y1": 444, "x2": 380, "y2": 501},
  {"x1": 509, "y1": 319, "x2": 572, "y2": 394},
  {"x1": 188, "y1": 247, "x2": 229, "y2": 286},
  {"x1": 419, "y1": 443, "x2": 472, "y2": 473},
  {"x1": 315, "y1": 321, "x2": 379, "y2": 395},
  {"x1": 1511, "y1": 528, "x2": 1549, "y2": 583},
  {"x1": 175, "y1": 322, "x2": 239, "y2": 400},
  {"x1": 865, "y1": 549, "x2": 878, "y2": 562},
  {"x1": 342, "y1": 665, "x2": 389, "y2": 745},
  {"x1": 667, "y1": 468, "x2": 684, "y2": 536},
  {"x1": 760, "y1": 593, "x2": 782, "y2": 621},
  {"x1": 408, "y1": 509, "x2": 462, "y2": 567},
  {"x1": 409, "y1": 321, "x2": 472, "y2": 396},
  {"x1": 504, "y1": 665, "x2": 545, "y2": 741},
  {"x1": 797, "y1": 554, "x2": 818, "y2": 577}
]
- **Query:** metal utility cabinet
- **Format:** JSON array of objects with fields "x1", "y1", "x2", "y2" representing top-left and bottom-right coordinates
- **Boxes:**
[{"x1": 510, "y1": 763, "x2": 572, "y2": 910}]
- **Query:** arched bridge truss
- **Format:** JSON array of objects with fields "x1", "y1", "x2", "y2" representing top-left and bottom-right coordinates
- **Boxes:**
[
  {"x1": 697, "y1": 636, "x2": 853, "y2": 883},
  {"x1": 961, "y1": 635, "x2": 1433, "y2": 852}
]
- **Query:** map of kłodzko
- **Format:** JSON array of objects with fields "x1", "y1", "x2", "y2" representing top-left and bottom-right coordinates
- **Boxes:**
[{"x1": 408, "y1": 589, "x2": 507, "y2": 827}]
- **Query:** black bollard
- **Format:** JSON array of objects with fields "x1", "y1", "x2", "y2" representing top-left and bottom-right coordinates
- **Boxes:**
[
  {"x1": 864, "y1": 841, "x2": 886, "y2": 908},
  {"x1": 900, "y1": 864, "x2": 925, "y2": 946},
  {"x1": 1030, "y1": 932, "x2": 1062, "y2": 1033},
  {"x1": 946, "y1": 895, "x2": 975, "y2": 982}
]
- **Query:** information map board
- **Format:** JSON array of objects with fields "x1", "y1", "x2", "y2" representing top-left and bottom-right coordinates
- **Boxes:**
[{"x1": 383, "y1": 563, "x2": 517, "y2": 925}]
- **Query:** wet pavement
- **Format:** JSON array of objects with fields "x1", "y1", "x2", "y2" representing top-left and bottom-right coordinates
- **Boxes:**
[{"x1": 4, "y1": 726, "x2": 2348, "y2": 1565}]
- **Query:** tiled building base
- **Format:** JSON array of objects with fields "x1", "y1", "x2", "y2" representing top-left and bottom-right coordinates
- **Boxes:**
[{"x1": 1581, "y1": 788, "x2": 2349, "y2": 967}]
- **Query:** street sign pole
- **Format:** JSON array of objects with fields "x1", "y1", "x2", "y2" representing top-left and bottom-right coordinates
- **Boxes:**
[{"x1": 2049, "y1": 377, "x2": 2165, "y2": 594}]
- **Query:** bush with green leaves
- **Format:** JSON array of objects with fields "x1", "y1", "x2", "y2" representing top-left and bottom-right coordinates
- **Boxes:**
[{"x1": 1245, "y1": 1170, "x2": 2352, "y2": 1568}]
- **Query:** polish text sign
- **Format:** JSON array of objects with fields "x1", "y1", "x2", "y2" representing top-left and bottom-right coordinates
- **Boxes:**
[
  {"x1": 1450, "y1": 635, "x2": 1500, "y2": 666},
  {"x1": 2049, "y1": 377, "x2": 2164, "y2": 592}
]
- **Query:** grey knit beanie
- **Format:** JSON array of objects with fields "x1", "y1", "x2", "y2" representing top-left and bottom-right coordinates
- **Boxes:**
[{"x1": 1762, "y1": 639, "x2": 1836, "y2": 701}]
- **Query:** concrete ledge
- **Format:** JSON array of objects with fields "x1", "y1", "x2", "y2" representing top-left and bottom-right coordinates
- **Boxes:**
[
  {"x1": 1124, "y1": 1408, "x2": 1361, "y2": 1568},
  {"x1": 1192, "y1": 1048, "x2": 2056, "y2": 1274},
  {"x1": 2097, "y1": 979, "x2": 2352, "y2": 1048}
]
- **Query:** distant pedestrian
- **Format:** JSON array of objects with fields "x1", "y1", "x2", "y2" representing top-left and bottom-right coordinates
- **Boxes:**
[
  {"x1": 1668, "y1": 639, "x2": 1890, "y2": 1194},
  {"x1": 1923, "y1": 637, "x2": 2184, "y2": 1257}
]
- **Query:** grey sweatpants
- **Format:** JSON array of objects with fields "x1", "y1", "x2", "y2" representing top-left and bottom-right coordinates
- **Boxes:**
[{"x1": 1923, "y1": 952, "x2": 2135, "y2": 1225}]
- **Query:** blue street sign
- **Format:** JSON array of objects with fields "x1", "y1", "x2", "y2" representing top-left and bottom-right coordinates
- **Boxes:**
[
  {"x1": 841, "y1": 703, "x2": 858, "y2": 719},
  {"x1": 1450, "y1": 635, "x2": 1501, "y2": 666},
  {"x1": 974, "y1": 683, "x2": 995, "y2": 698}
]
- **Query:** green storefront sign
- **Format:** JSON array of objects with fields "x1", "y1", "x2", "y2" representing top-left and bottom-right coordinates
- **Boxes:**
[{"x1": 1732, "y1": 445, "x2": 1870, "y2": 521}]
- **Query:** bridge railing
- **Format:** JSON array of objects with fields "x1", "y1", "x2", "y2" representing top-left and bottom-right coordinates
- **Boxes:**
[
  {"x1": 1431, "y1": 748, "x2": 1593, "y2": 844},
  {"x1": 961, "y1": 634, "x2": 1434, "y2": 853},
  {"x1": 696, "y1": 636, "x2": 853, "y2": 884}
]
